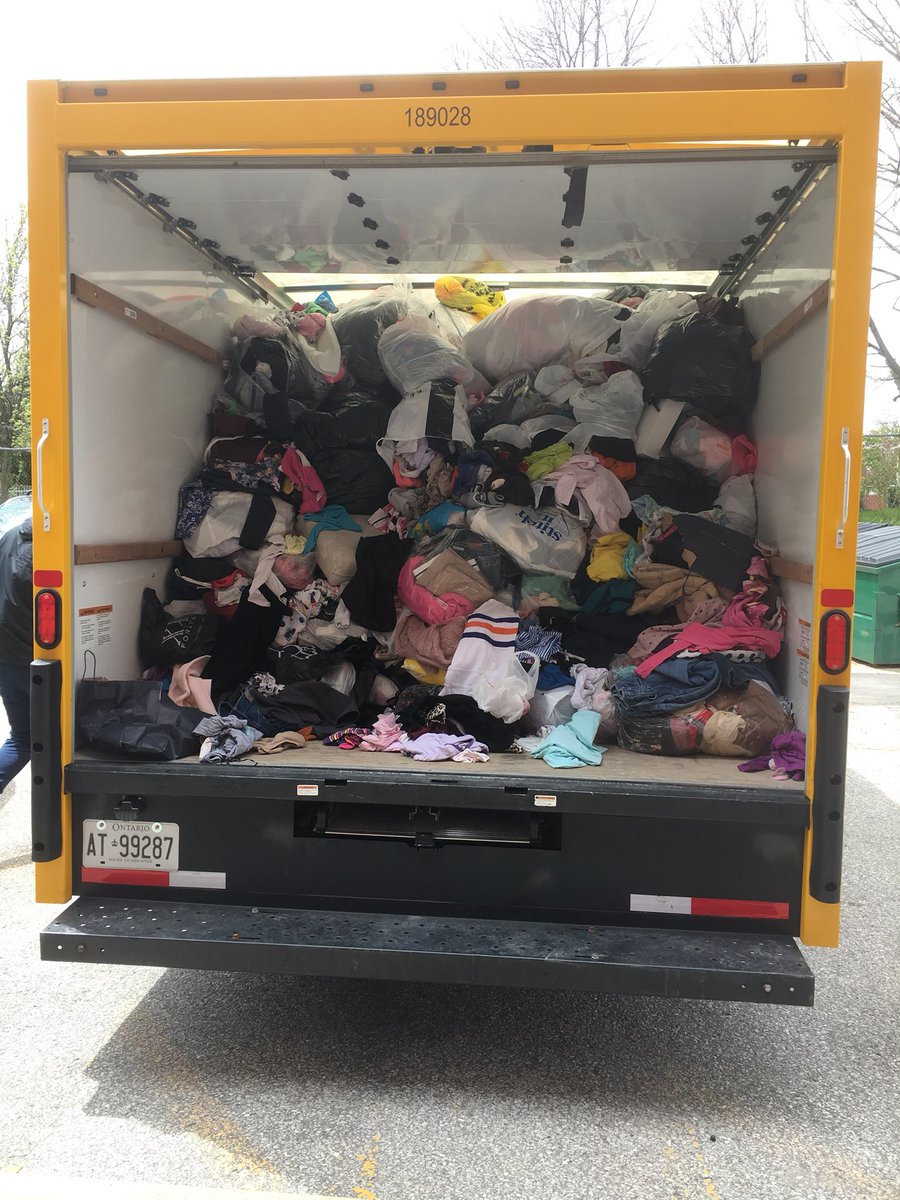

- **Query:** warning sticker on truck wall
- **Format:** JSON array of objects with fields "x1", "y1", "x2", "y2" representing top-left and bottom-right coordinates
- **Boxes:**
[{"x1": 78, "y1": 604, "x2": 113, "y2": 651}]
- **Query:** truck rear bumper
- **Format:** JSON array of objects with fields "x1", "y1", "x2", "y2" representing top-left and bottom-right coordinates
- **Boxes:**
[{"x1": 42, "y1": 897, "x2": 814, "y2": 1006}]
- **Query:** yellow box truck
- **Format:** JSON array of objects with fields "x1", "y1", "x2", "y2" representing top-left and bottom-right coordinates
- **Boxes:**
[{"x1": 26, "y1": 63, "x2": 881, "y2": 1005}]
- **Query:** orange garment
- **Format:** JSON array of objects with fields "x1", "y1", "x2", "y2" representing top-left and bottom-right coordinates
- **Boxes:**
[
  {"x1": 393, "y1": 462, "x2": 420, "y2": 488},
  {"x1": 591, "y1": 453, "x2": 637, "y2": 482}
]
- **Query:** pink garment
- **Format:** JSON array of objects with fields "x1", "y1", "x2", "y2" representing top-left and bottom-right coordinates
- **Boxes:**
[
  {"x1": 280, "y1": 446, "x2": 327, "y2": 513},
  {"x1": 627, "y1": 598, "x2": 728, "y2": 665},
  {"x1": 635, "y1": 622, "x2": 784, "y2": 679},
  {"x1": 398, "y1": 556, "x2": 475, "y2": 626},
  {"x1": 359, "y1": 712, "x2": 409, "y2": 753},
  {"x1": 731, "y1": 435, "x2": 758, "y2": 476},
  {"x1": 293, "y1": 312, "x2": 327, "y2": 341},
  {"x1": 393, "y1": 610, "x2": 467, "y2": 668},
  {"x1": 232, "y1": 314, "x2": 282, "y2": 339},
  {"x1": 168, "y1": 656, "x2": 216, "y2": 714},
  {"x1": 542, "y1": 454, "x2": 632, "y2": 536},
  {"x1": 722, "y1": 556, "x2": 785, "y2": 633}
]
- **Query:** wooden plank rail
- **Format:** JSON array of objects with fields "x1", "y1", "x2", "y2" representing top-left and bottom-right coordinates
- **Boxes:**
[
  {"x1": 751, "y1": 281, "x2": 829, "y2": 362},
  {"x1": 769, "y1": 556, "x2": 814, "y2": 585},
  {"x1": 75, "y1": 541, "x2": 183, "y2": 565},
  {"x1": 71, "y1": 274, "x2": 225, "y2": 367}
]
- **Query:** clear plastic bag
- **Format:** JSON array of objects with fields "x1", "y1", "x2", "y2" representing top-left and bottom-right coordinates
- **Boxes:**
[
  {"x1": 713, "y1": 474, "x2": 757, "y2": 535},
  {"x1": 569, "y1": 370, "x2": 644, "y2": 441},
  {"x1": 461, "y1": 295, "x2": 627, "y2": 384},
  {"x1": 604, "y1": 289, "x2": 696, "y2": 371},
  {"x1": 377, "y1": 316, "x2": 489, "y2": 397},
  {"x1": 331, "y1": 286, "x2": 416, "y2": 387},
  {"x1": 670, "y1": 416, "x2": 734, "y2": 483},
  {"x1": 472, "y1": 650, "x2": 539, "y2": 723},
  {"x1": 523, "y1": 685, "x2": 576, "y2": 732}
]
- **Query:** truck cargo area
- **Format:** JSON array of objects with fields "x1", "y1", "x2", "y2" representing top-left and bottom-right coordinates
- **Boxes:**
[{"x1": 28, "y1": 64, "x2": 882, "y2": 1001}]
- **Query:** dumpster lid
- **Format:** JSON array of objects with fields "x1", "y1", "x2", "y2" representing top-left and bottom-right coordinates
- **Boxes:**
[{"x1": 856, "y1": 522, "x2": 900, "y2": 566}]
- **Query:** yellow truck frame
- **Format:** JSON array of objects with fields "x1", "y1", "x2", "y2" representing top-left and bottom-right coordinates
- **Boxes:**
[{"x1": 28, "y1": 63, "x2": 881, "y2": 953}]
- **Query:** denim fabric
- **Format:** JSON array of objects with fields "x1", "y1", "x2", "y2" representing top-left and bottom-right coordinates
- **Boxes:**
[
  {"x1": 0, "y1": 661, "x2": 32, "y2": 793},
  {"x1": 612, "y1": 654, "x2": 722, "y2": 717},
  {"x1": 220, "y1": 690, "x2": 290, "y2": 739}
]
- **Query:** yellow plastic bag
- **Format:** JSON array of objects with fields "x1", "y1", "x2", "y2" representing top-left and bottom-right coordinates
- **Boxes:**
[{"x1": 435, "y1": 275, "x2": 506, "y2": 322}]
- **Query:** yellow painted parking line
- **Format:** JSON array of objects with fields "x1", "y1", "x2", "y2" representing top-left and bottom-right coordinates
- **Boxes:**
[{"x1": 0, "y1": 1173, "x2": 354, "y2": 1200}]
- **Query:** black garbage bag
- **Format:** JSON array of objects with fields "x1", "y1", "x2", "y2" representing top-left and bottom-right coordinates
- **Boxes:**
[
  {"x1": 642, "y1": 313, "x2": 759, "y2": 428},
  {"x1": 77, "y1": 679, "x2": 204, "y2": 761},
  {"x1": 626, "y1": 457, "x2": 720, "y2": 513},
  {"x1": 332, "y1": 291, "x2": 411, "y2": 388},
  {"x1": 224, "y1": 331, "x2": 333, "y2": 412},
  {"x1": 307, "y1": 447, "x2": 394, "y2": 511},
  {"x1": 293, "y1": 387, "x2": 398, "y2": 455},
  {"x1": 138, "y1": 588, "x2": 219, "y2": 669},
  {"x1": 468, "y1": 371, "x2": 548, "y2": 437}
]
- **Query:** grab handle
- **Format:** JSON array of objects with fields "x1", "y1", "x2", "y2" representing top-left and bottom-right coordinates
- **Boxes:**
[
  {"x1": 836, "y1": 426, "x2": 850, "y2": 549},
  {"x1": 36, "y1": 418, "x2": 50, "y2": 532}
]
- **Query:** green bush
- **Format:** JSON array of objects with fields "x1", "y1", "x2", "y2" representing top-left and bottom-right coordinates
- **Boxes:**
[{"x1": 859, "y1": 509, "x2": 900, "y2": 526}]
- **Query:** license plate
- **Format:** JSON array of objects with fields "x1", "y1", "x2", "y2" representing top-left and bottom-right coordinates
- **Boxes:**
[{"x1": 82, "y1": 819, "x2": 179, "y2": 871}]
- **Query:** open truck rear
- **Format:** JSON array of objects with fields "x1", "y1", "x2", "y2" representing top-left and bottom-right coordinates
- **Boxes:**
[{"x1": 26, "y1": 63, "x2": 880, "y2": 1005}]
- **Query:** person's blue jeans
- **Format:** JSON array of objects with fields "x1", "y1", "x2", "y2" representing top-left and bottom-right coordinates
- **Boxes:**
[{"x1": 0, "y1": 661, "x2": 31, "y2": 794}]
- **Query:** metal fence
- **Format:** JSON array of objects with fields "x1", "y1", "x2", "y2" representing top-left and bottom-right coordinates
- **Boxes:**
[{"x1": 0, "y1": 446, "x2": 31, "y2": 503}]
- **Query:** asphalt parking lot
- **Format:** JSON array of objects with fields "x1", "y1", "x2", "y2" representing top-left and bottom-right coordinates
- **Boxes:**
[{"x1": 0, "y1": 663, "x2": 898, "y2": 1200}]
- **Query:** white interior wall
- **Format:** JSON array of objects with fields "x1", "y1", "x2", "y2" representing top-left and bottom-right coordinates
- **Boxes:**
[
  {"x1": 67, "y1": 159, "x2": 836, "y2": 746},
  {"x1": 737, "y1": 167, "x2": 836, "y2": 731},
  {"x1": 68, "y1": 174, "x2": 253, "y2": 683}
]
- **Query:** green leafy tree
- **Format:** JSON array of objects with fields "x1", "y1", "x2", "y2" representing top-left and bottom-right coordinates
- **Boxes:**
[
  {"x1": 0, "y1": 206, "x2": 30, "y2": 503},
  {"x1": 860, "y1": 418, "x2": 900, "y2": 512}
]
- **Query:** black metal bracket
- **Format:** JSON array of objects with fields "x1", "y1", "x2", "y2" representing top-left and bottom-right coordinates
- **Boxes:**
[
  {"x1": 30, "y1": 658, "x2": 63, "y2": 862},
  {"x1": 809, "y1": 684, "x2": 849, "y2": 902}
]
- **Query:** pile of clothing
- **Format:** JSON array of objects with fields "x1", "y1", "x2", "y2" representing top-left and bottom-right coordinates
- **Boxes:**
[{"x1": 82, "y1": 281, "x2": 800, "y2": 772}]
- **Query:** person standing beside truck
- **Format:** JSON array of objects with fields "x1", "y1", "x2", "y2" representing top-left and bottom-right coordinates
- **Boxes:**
[{"x1": 0, "y1": 516, "x2": 33, "y2": 795}]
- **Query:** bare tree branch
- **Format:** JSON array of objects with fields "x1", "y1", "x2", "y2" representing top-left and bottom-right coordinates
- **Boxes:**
[
  {"x1": 794, "y1": 0, "x2": 832, "y2": 59},
  {"x1": 467, "y1": 0, "x2": 657, "y2": 71},
  {"x1": 869, "y1": 317, "x2": 900, "y2": 396},
  {"x1": 695, "y1": 0, "x2": 768, "y2": 64}
]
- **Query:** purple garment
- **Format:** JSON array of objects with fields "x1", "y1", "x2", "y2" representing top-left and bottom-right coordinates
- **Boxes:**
[
  {"x1": 738, "y1": 730, "x2": 806, "y2": 781},
  {"x1": 401, "y1": 732, "x2": 489, "y2": 762}
]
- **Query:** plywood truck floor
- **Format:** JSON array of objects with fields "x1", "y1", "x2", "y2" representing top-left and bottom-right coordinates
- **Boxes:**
[{"x1": 75, "y1": 743, "x2": 802, "y2": 791}]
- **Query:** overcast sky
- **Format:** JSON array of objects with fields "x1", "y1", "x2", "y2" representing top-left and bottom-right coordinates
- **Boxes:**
[{"x1": 1, "y1": 0, "x2": 895, "y2": 425}]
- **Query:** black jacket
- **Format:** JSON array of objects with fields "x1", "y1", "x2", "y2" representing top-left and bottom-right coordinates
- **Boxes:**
[{"x1": 0, "y1": 518, "x2": 33, "y2": 665}]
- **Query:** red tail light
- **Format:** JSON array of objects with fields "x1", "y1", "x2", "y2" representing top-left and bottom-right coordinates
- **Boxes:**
[
  {"x1": 819, "y1": 609, "x2": 850, "y2": 674},
  {"x1": 35, "y1": 589, "x2": 62, "y2": 650}
]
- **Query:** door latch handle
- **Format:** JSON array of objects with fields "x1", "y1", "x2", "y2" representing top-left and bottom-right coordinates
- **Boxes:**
[
  {"x1": 36, "y1": 417, "x2": 50, "y2": 533},
  {"x1": 836, "y1": 426, "x2": 850, "y2": 549}
]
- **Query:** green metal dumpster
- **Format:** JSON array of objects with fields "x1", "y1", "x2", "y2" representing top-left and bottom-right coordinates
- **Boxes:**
[{"x1": 852, "y1": 523, "x2": 900, "y2": 665}]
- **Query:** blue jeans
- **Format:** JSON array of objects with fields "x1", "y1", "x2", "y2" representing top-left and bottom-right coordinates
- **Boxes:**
[
  {"x1": 612, "y1": 656, "x2": 723, "y2": 717},
  {"x1": 0, "y1": 661, "x2": 31, "y2": 794}
]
